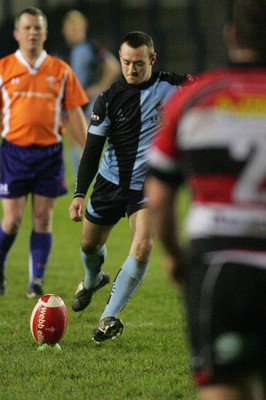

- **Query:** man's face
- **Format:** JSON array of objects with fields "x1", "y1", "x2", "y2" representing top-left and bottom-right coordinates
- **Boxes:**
[
  {"x1": 13, "y1": 13, "x2": 47, "y2": 55},
  {"x1": 119, "y1": 43, "x2": 156, "y2": 85},
  {"x1": 62, "y1": 18, "x2": 87, "y2": 46}
]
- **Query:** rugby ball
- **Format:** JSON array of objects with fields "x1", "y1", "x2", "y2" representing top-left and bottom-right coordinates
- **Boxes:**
[{"x1": 30, "y1": 294, "x2": 68, "y2": 345}]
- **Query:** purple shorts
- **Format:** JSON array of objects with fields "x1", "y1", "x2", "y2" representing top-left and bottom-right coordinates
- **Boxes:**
[{"x1": 0, "y1": 140, "x2": 68, "y2": 198}]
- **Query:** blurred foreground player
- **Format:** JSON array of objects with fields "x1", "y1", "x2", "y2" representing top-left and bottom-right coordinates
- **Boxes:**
[
  {"x1": 146, "y1": 0, "x2": 266, "y2": 399},
  {"x1": 0, "y1": 7, "x2": 88, "y2": 297}
]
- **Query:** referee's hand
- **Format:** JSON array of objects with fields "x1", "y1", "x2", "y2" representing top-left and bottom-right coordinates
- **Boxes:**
[{"x1": 69, "y1": 197, "x2": 85, "y2": 222}]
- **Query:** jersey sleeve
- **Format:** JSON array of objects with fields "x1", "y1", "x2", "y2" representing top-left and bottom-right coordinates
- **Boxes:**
[
  {"x1": 74, "y1": 133, "x2": 106, "y2": 197},
  {"x1": 88, "y1": 93, "x2": 111, "y2": 137}
]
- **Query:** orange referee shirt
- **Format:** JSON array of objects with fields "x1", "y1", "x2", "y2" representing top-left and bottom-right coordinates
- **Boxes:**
[{"x1": 0, "y1": 50, "x2": 88, "y2": 147}]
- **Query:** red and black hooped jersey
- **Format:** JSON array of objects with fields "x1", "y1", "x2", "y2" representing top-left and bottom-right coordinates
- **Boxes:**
[{"x1": 149, "y1": 65, "x2": 266, "y2": 240}]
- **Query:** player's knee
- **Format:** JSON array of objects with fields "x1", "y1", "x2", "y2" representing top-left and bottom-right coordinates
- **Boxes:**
[
  {"x1": 131, "y1": 237, "x2": 153, "y2": 263},
  {"x1": 81, "y1": 239, "x2": 102, "y2": 254},
  {"x1": 2, "y1": 215, "x2": 22, "y2": 234},
  {"x1": 34, "y1": 217, "x2": 52, "y2": 232}
]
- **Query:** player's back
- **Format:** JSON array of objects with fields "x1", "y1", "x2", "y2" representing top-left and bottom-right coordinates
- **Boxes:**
[{"x1": 174, "y1": 66, "x2": 266, "y2": 240}]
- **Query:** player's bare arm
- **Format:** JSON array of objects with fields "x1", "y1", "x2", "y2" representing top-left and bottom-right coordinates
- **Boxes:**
[{"x1": 67, "y1": 107, "x2": 87, "y2": 148}]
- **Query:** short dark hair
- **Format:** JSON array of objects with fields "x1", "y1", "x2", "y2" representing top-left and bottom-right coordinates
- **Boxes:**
[
  {"x1": 14, "y1": 7, "x2": 48, "y2": 30},
  {"x1": 120, "y1": 31, "x2": 154, "y2": 56},
  {"x1": 233, "y1": 0, "x2": 266, "y2": 61}
]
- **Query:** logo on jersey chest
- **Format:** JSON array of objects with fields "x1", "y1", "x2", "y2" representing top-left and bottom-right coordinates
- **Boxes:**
[
  {"x1": 115, "y1": 109, "x2": 128, "y2": 122},
  {"x1": 46, "y1": 76, "x2": 56, "y2": 89},
  {"x1": 150, "y1": 101, "x2": 163, "y2": 122},
  {"x1": 11, "y1": 78, "x2": 20, "y2": 85}
]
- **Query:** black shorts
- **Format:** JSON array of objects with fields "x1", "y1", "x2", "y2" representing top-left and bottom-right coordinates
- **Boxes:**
[
  {"x1": 85, "y1": 174, "x2": 147, "y2": 225},
  {"x1": 183, "y1": 237, "x2": 266, "y2": 386}
]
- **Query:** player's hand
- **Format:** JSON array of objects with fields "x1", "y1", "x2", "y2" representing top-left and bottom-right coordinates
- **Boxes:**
[{"x1": 69, "y1": 197, "x2": 85, "y2": 222}]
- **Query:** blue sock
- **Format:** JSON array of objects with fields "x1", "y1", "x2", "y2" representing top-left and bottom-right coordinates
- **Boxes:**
[
  {"x1": 81, "y1": 245, "x2": 106, "y2": 289},
  {"x1": 100, "y1": 255, "x2": 148, "y2": 320},
  {"x1": 29, "y1": 232, "x2": 52, "y2": 286},
  {"x1": 0, "y1": 225, "x2": 17, "y2": 275}
]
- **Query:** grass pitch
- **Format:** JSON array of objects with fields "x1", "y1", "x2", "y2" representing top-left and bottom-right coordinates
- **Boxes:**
[{"x1": 0, "y1": 159, "x2": 197, "y2": 400}]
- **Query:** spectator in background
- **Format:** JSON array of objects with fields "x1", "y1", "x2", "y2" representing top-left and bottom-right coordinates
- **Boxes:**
[
  {"x1": 0, "y1": 7, "x2": 88, "y2": 297},
  {"x1": 146, "y1": 0, "x2": 266, "y2": 399},
  {"x1": 56, "y1": 10, "x2": 121, "y2": 180}
]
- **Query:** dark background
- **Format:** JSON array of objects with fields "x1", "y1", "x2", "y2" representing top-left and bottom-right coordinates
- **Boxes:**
[{"x1": 0, "y1": 0, "x2": 232, "y2": 74}]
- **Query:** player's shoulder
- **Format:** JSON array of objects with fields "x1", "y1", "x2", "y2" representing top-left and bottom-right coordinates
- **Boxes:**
[
  {"x1": 175, "y1": 68, "x2": 241, "y2": 98},
  {"x1": 0, "y1": 53, "x2": 15, "y2": 62},
  {"x1": 46, "y1": 54, "x2": 71, "y2": 69},
  {"x1": 45, "y1": 54, "x2": 77, "y2": 77},
  {"x1": 158, "y1": 71, "x2": 196, "y2": 86},
  {"x1": 0, "y1": 53, "x2": 16, "y2": 67},
  {"x1": 100, "y1": 79, "x2": 122, "y2": 99},
  {"x1": 165, "y1": 65, "x2": 266, "y2": 116},
  {"x1": 0, "y1": 53, "x2": 19, "y2": 76},
  {"x1": 92, "y1": 80, "x2": 123, "y2": 114},
  {"x1": 195, "y1": 68, "x2": 231, "y2": 84},
  {"x1": 164, "y1": 71, "x2": 218, "y2": 108},
  {"x1": 189, "y1": 66, "x2": 261, "y2": 88},
  {"x1": 164, "y1": 68, "x2": 234, "y2": 111}
]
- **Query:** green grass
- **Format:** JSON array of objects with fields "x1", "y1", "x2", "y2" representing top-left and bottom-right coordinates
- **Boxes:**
[{"x1": 0, "y1": 157, "x2": 197, "y2": 400}]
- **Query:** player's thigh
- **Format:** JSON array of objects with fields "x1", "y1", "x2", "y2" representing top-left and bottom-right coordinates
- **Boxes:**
[
  {"x1": 185, "y1": 246, "x2": 266, "y2": 386},
  {"x1": 1, "y1": 197, "x2": 27, "y2": 233},
  {"x1": 199, "y1": 385, "x2": 243, "y2": 400},
  {"x1": 81, "y1": 218, "x2": 113, "y2": 253},
  {"x1": 129, "y1": 208, "x2": 153, "y2": 262},
  {"x1": 32, "y1": 194, "x2": 56, "y2": 232},
  {"x1": 199, "y1": 373, "x2": 266, "y2": 400}
]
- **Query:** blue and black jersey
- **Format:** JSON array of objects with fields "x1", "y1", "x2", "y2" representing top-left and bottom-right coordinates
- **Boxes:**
[{"x1": 74, "y1": 71, "x2": 192, "y2": 197}]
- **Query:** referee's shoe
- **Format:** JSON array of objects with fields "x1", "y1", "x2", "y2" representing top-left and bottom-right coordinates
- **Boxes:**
[{"x1": 0, "y1": 273, "x2": 7, "y2": 295}]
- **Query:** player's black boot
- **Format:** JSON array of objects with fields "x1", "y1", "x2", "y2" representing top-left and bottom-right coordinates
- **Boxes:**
[
  {"x1": 72, "y1": 271, "x2": 110, "y2": 312},
  {"x1": 92, "y1": 317, "x2": 124, "y2": 343}
]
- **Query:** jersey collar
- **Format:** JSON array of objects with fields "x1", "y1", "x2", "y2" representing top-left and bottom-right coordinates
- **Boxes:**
[
  {"x1": 119, "y1": 72, "x2": 159, "y2": 90},
  {"x1": 15, "y1": 50, "x2": 48, "y2": 74}
]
